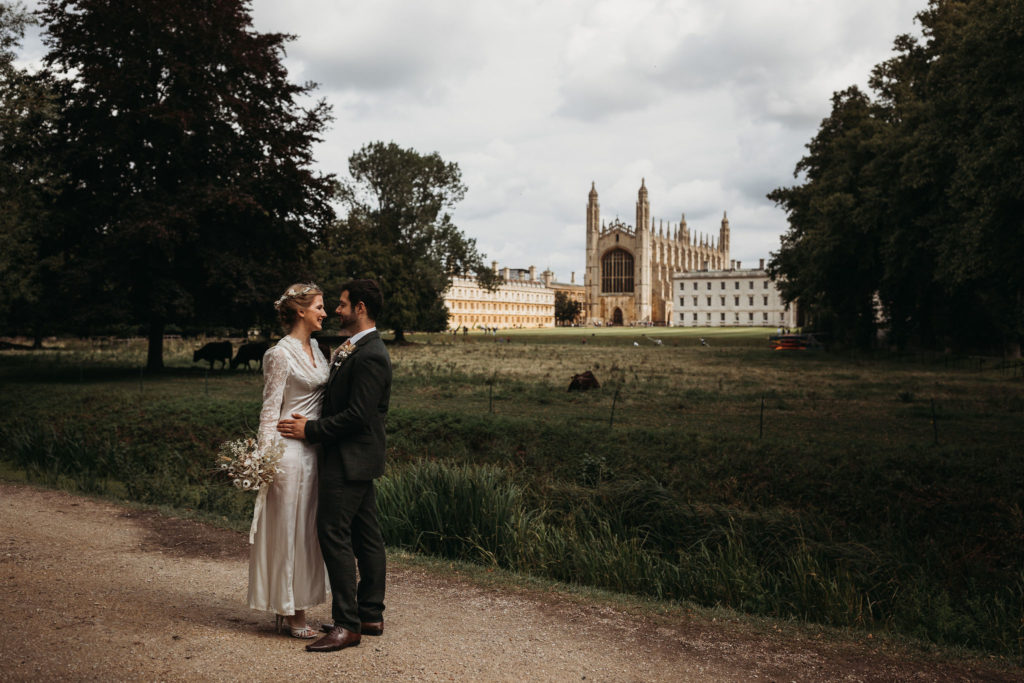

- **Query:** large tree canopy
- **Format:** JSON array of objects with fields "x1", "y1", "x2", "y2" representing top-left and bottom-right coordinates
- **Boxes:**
[
  {"x1": 315, "y1": 141, "x2": 498, "y2": 342},
  {"x1": 36, "y1": 0, "x2": 336, "y2": 368},
  {"x1": 0, "y1": 2, "x2": 61, "y2": 346},
  {"x1": 769, "y1": 0, "x2": 1024, "y2": 354}
]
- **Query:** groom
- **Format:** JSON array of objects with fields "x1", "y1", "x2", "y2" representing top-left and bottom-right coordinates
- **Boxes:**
[{"x1": 277, "y1": 278, "x2": 392, "y2": 653}]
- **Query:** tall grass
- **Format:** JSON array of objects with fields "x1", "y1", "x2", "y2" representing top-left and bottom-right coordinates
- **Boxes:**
[{"x1": 375, "y1": 459, "x2": 1023, "y2": 655}]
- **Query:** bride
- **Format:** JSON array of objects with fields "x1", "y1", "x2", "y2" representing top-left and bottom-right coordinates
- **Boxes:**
[{"x1": 248, "y1": 283, "x2": 331, "y2": 638}]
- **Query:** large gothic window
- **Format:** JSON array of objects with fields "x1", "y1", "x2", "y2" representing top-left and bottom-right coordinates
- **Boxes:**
[{"x1": 601, "y1": 249, "x2": 634, "y2": 293}]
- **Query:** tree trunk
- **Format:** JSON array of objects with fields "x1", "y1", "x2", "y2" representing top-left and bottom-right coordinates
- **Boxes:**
[
  {"x1": 392, "y1": 327, "x2": 406, "y2": 344},
  {"x1": 147, "y1": 318, "x2": 165, "y2": 371},
  {"x1": 32, "y1": 333, "x2": 43, "y2": 350}
]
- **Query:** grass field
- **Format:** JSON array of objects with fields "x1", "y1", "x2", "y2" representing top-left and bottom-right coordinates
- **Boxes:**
[{"x1": 1, "y1": 330, "x2": 1022, "y2": 657}]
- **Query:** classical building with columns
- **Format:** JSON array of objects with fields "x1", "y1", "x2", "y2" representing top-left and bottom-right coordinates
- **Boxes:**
[{"x1": 585, "y1": 180, "x2": 730, "y2": 325}]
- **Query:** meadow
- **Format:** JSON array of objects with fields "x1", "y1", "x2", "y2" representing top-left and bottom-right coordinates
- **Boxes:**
[{"x1": 1, "y1": 328, "x2": 1022, "y2": 657}]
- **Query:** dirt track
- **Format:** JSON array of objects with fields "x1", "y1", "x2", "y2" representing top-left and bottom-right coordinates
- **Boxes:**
[{"x1": 0, "y1": 482, "x2": 1018, "y2": 681}]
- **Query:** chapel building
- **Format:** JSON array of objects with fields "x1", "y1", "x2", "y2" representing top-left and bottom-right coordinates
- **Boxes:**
[{"x1": 584, "y1": 180, "x2": 730, "y2": 326}]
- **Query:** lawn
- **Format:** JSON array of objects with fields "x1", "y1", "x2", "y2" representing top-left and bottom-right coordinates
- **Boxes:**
[{"x1": 1, "y1": 331, "x2": 1022, "y2": 656}]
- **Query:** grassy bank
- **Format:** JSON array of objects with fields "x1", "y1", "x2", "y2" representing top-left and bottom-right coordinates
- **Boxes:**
[{"x1": 1, "y1": 333, "x2": 1021, "y2": 656}]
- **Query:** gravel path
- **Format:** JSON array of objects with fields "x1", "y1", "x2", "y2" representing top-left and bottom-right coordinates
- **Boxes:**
[{"x1": 0, "y1": 482, "x2": 1018, "y2": 682}]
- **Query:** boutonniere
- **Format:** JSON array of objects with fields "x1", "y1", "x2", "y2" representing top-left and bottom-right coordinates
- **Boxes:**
[{"x1": 330, "y1": 340, "x2": 355, "y2": 369}]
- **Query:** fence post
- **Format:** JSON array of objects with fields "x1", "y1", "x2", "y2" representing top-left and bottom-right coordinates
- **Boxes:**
[
  {"x1": 759, "y1": 394, "x2": 765, "y2": 439},
  {"x1": 609, "y1": 386, "x2": 621, "y2": 427}
]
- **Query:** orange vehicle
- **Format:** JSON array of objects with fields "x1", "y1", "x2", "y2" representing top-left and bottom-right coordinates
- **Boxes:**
[{"x1": 769, "y1": 333, "x2": 820, "y2": 350}]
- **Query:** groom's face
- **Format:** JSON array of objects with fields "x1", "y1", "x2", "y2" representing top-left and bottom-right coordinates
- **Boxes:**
[{"x1": 336, "y1": 290, "x2": 359, "y2": 333}]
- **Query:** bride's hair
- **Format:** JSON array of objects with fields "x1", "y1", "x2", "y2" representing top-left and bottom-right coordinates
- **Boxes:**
[{"x1": 274, "y1": 282, "x2": 323, "y2": 331}]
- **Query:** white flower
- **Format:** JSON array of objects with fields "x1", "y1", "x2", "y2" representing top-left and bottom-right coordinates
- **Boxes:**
[{"x1": 215, "y1": 436, "x2": 285, "y2": 492}]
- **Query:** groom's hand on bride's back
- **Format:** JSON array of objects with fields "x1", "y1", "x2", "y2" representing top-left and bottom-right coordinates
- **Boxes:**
[{"x1": 277, "y1": 413, "x2": 308, "y2": 440}]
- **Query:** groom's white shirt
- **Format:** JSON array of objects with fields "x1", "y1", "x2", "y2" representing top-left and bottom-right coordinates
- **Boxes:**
[{"x1": 347, "y1": 327, "x2": 376, "y2": 346}]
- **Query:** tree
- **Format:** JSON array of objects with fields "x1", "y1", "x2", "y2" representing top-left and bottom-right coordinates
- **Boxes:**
[
  {"x1": 768, "y1": 87, "x2": 890, "y2": 349},
  {"x1": 554, "y1": 290, "x2": 581, "y2": 326},
  {"x1": 0, "y1": 2, "x2": 63, "y2": 346},
  {"x1": 316, "y1": 141, "x2": 498, "y2": 342},
  {"x1": 37, "y1": 0, "x2": 336, "y2": 369},
  {"x1": 919, "y1": 0, "x2": 1024, "y2": 355},
  {"x1": 769, "y1": 0, "x2": 1024, "y2": 354}
]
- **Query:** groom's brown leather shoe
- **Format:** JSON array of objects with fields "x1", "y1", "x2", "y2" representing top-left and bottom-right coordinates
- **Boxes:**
[
  {"x1": 361, "y1": 621, "x2": 384, "y2": 636},
  {"x1": 320, "y1": 621, "x2": 383, "y2": 636},
  {"x1": 305, "y1": 626, "x2": 360, "y2": 652}
]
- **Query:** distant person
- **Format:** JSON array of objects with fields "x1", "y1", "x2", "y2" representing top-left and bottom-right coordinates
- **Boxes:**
[
  {"x1": 278, "y1": 279, "x2": 392, "y2": 653},
  {"x1": 248, "y1": 283, "x2": 330, "y2": 639}
]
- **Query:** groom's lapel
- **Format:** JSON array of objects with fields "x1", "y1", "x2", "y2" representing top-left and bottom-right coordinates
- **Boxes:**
[{"x1": 328, "y1": 332, "x2": 374, "y2": 384}]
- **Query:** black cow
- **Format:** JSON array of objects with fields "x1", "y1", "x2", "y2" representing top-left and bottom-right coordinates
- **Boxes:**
[
  {"x1": 231, "y1": 341, "x2": 269, "y2": 370},
  {"x1": 568, "y1": 370, "x2": 600, "y2": 392},
  {"x1": 193, "y1": 341, "x2": 233, "y2": 370}
]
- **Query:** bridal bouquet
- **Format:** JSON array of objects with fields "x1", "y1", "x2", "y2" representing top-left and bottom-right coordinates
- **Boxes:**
[
  {"x1": 217, "y1": 436, "x2": 286, "y2": 543},
  {"x1": 216, "y1": 436, "x2": 284, "y2": 492}
]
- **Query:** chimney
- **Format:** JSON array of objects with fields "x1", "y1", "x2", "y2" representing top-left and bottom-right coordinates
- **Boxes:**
[
  {"x1": 542, "y1": 269, "x2": 553, "y2": 287},
  {"x1": 529, "y1": 265, "x2": 536, "y2": 282},
  {"x1": 736, "y1": 260, "x2": 742, "y2": 269},
  {"x1": 759, "y1": 258, "x2": 765, "y2": 270},
  {"x1": 571, "y1": 271, "x2": 575, "y2": 284},
  {"x1": 502, "y1": 267, "x2": 510, "y2": 281},
  {"x1": 491, "y1": 260, "x2": 498, "y2": 273}
]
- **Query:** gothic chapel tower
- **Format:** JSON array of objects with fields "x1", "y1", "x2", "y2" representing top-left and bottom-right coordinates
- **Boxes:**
[
  {"x1": 585, "y1": 182, "x2": 600, "y2": 322},
  {"x1": 635, "y1": 179, "x2": 652, "y2": 322}
]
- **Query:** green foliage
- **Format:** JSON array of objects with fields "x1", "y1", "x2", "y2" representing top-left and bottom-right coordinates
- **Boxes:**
[
  {"x1": 554, "y1": 290, "x2": 583, "y2": 326},
  {"x1": 0, "y1": 3, "x2": 61, "y2": 345},
  {"x1": 314, "y1": 141, "x2": 494, "y2": 340},
  {"x1": 770, "y1": 0, "x2": 1024, "y2": 354},
  {"x1": 30, "y1": 0, "x2": 336, "y2": 367}
]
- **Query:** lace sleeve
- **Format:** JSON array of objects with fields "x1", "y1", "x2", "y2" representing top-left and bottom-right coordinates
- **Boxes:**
[{"x1": 258, "y1": 346, "x2": 288, "y2": 452}]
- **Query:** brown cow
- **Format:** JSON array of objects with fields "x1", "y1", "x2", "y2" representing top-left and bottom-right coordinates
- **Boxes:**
[{"x1": 568, "y1": 370, "x2": 600, "y2": 391}]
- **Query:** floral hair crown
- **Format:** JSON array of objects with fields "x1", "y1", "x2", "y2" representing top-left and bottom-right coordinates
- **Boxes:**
[{"x1": 274, "y1": 283, "x2": 321, "y2": 311}]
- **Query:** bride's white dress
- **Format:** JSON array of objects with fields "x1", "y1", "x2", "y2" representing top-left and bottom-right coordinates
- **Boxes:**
[{"x1": 247, "y1": 335, "x2": 331, "y2": 615}]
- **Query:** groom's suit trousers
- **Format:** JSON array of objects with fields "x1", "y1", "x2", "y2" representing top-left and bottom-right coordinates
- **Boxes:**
[{"x1": 316, "y1": 477, "x2": 386, "y2": 631}]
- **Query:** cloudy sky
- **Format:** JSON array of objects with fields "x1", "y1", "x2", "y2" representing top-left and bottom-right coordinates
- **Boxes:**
[{"x1": 19, "y1": 0, "x2": 926, "y2": 282}]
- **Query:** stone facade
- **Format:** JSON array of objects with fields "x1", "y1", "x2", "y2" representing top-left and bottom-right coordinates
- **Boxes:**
[
  {"x1": 443, "y1": 265, "x2": 555, "y2": 329},
  {"x1": 671, "y1": 261, "x2": 797, "y2": 328},
  {"x1": 584, "y1": 180, "x2": 730, "y2": 325}
]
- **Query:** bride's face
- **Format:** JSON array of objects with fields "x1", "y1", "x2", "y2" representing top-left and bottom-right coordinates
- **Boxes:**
[{"x1": 299, "y1": 295, "x2": 327, "y2": 332}]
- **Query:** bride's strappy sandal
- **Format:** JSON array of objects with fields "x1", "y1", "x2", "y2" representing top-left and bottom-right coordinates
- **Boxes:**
[{"x1": 275, "y1": 615, "x2": 319, "y2": 639}]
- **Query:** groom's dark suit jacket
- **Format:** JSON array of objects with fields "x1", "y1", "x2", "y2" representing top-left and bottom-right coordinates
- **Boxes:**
[{"x1": 305, "y1": 330, "x2": 391, "y2": 482}]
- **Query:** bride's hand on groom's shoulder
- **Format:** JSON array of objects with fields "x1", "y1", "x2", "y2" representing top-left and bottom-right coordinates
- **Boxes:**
[{"x1": 277, "y1": 413, "x2": 308, "y2": 440}]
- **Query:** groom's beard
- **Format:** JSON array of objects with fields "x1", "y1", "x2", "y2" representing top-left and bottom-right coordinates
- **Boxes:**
[{"x1": 338, "y1": 314, "x2": 358, "y2": 336}]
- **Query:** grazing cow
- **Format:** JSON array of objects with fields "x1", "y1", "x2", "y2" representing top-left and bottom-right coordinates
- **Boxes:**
[
  {"x1": 193, "y1": 341, "x2": 233, "y2": 370},
  {"x1": 568, "y1": 370, "x2": 600, "y2": 392},
  {"x1": 231, "y1": 341, "x2": 269, "y2": 370}
]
